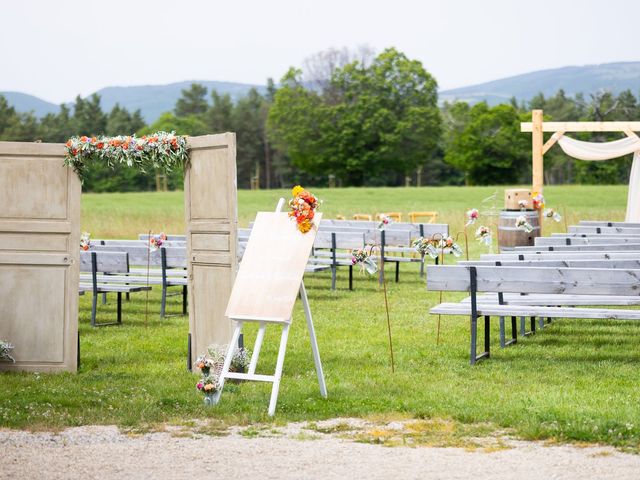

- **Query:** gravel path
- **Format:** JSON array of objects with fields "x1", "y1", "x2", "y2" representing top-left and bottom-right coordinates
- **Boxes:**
[{"x1": 1, "y1": 420, "x2": 639, "y2": 480}]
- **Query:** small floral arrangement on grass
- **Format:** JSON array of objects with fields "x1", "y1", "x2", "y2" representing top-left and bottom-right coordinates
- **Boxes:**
[
  {"x1": 289, "y1": 185, "x2": 319, "y2": 233},
  {"x1": 64, "y1": 131, "x2": 188, "y2": 180},
  {"x1": 475, "y1": 226, "x2": 492, "y2": 246},
  {"x1": 80, "y1": 232, "x2": 91, "y2": 251},
  {"x1": 515, "y1": 215, "x2": 534, "y2": 233},
  {"x1": 0, "y1": 340, "x2": 15, "y2": 363},
  {"x1": 412, "y1": 237, "x2": 439, "y2": 260},
  {"x1": 544, "y1": 208, "x2": 562, "y2": 222},
  {"x1": 465, "y1": 208, "x2": 479, "y2": 226},
  {"x1": 206, "y1": 344, "x2": 251, "y2": 373},
  {"x1": 378, "y1": 215, "x2": 393, "y2": 231},
  {"x1": 532, "y1": 193, "x2": 545, "y2": 210},
  {"x1": 518, "y1": 199, "x2": 529, "y2": 210},
  {"x1": 351, "y1": 247, "x2": 378, "y2": 274},
  {"x1": 149, "y1": 232, "x2": 167, "y2": 252}
]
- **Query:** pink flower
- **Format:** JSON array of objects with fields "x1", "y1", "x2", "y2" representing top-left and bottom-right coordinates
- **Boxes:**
[{"x1": 196, "y1": 382, "x2": 203, "y2": 390}]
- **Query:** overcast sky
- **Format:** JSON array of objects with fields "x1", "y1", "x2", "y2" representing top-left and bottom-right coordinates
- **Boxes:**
[{"x1": 1, "y1": 0, "x2": 637, "y2": 103}]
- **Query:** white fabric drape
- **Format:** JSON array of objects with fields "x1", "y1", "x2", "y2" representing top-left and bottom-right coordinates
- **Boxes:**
[{"x1": 557, "y1": 135, "x2": 640, "y2": 222}]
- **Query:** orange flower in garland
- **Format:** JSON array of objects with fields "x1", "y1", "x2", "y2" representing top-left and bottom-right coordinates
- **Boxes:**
[{"x1": 288, "y1": 185, "x2": 319, "y2": 233}]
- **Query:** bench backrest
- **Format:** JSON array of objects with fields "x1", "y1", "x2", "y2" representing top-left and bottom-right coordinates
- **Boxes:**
[
  {"x1": 314, "y1": 231, "x2": 366, "y2": 249},
  {"x1": 88, "y1": 245, "x2": 185, "y2": 268},
  {"x1": 458, "y1": 259, "x2": 640, "y2": 269},
  {"x1": 137, "y1": 234, "x2": 186, "y2": 241},
  {"x1": 535, "y1": 237, "x2": 640, "y2": 246},
  {"x1": 480, "y1": 251, "x2": 640, "y2": 261},
  {"x1": 427, "y1": 265, "x2": 640, "y2": 296},
  {"x1": 579, "y1": 221, "x2": 640, "y2": 228},
  {"x1": 514, "y1": 243, "x2": 640, "y2": 252},
  {"x1": 80, "y1": 251, "x2": 129, "y2": 274},
  {"x1": 569, "y1": 226, "x2": 640, "y2": 235}
]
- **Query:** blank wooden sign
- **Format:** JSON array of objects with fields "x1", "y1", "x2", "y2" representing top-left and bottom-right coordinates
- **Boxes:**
[{"x1": 225, "y1": 211, "x2": 322, "y2": 322}]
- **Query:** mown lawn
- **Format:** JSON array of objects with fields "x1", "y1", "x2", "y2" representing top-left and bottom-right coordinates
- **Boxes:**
[{"x1": 2, "y1": 185, "x2": 640, "y2": 450}]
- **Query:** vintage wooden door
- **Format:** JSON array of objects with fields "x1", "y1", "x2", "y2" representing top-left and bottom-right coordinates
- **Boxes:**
[
  {"x1": 185, "y1": 134, "x2": 238, "y2": 362},
  {"x1": 0, "y1": 142, "x2": 81, "y2": 372}
]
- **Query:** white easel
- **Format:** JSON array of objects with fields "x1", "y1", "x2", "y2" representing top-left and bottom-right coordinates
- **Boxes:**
[{"x1": 214, "y1": 199, "x2": 327, "y2": 416}]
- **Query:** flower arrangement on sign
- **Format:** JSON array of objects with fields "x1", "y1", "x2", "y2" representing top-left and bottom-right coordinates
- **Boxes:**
[
  {"x1": 149, "y1": 232, "x2": 167, "y2": 252},
  {"x1": 80, "y1": 231, "x2": 91, "y2": 251},
  {"x1": 289, "y1": 185, "x2": 319, "y2": 233},
  {"x1": 351, "y1": 247, "x2": 378, "y2": 274},
  {"x1": 475, "y1": 226, "x2": 492, "y2": 246},
  {"x1": 0, "y1": 340, "x2": 15, "y2": 363},
  {"x1": 64, "y1": 131, "x2": 188, "y2": 180},
  {"x1": 543, "y1": 208, "x2": 562, "y2": 222},
  {"x1": 515, "y1": 215, "x2": 534, "y2": 233},
  {"x1": 378, "y1": 214, "x2": 393, "y2": 230},
  {"x1": 465, "y1": 208, "x2": 479, "y2": 226}
]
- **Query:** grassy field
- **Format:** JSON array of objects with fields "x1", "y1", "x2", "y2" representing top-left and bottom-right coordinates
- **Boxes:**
[{"x1": 3, "y1": 185, "x2": 640, "y2": 450}]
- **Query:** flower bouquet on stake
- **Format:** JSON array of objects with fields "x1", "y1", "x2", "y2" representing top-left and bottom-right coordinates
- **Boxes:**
[
  {"x1": 378, "y1": 215, "x2": 393, "y2": 231},
  {"x1": 475, "y1": 226, "x2": 492, "y2": 247},
  {"x1": 0, "y1": 340, "x2": 15, "y2": 363},
  {"x1": 438, "y1": 236, "x2": 463, "y2": 257},
  {"x1": 412, "y1": 237, "x2": 439, "y2": 260},
  {"x1": 149, "y1": 232, "x2": 167, "y2": 252},
  {"x1": 80, "y1": 232, "x2": 91, "y2": 251},
  {"x1": 351, "y1": 247, "x2": 378, "y2": 274},
  {"x1": 465, "y1": 209, "x2": 479, "y2": 226},
  {"x1": 288, "y1": 185, "x2": 319, "y2": 233},
  {"x1": 515, "y1": 215, "x2": 534, "y2": 233},
  {"x1": 544, "y1": 208, "x2": 562, "y2": 222}
]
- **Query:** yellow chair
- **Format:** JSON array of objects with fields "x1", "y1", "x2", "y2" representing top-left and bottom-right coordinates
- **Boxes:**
[
  {"x1": 409, "y1": 211, "x2": 438, "y2": 224},
  {"x1": 378, "y1": 212, "x2": 403, "y2": 222},
  {"x1": 353, "y1": 214, "x2": 373, "y2": 221}
]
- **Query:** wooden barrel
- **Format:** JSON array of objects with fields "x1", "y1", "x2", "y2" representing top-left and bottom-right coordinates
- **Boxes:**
[{"x1": 498, "y1": 210, "x2": 540, "y2": 251}]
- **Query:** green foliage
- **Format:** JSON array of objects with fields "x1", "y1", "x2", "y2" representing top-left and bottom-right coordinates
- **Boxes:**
[
  {"x1": 269, "y1": 48, "x2": 442, "y2": 186},
  {"x1": 444, "y1": 103, "x2": 529, "y2": 185},
  {"x1": 175, "y1": 83, "x2": 209, "y2": 117}
]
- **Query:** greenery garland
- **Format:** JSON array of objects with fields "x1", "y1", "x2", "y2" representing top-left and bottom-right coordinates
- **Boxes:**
[{"x1": 64, "y1": 131, "x2": 188, "y2": 180}]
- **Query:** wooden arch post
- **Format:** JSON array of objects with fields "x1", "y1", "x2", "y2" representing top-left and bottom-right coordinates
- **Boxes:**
[{"x1": 521, "y1": 112, "x2": 640, "y2": 231}]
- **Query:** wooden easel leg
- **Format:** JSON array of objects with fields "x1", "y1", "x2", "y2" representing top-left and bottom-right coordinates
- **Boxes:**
[
  {"x1": 268, "y1": 323, "x2": 290, "y2": 416},
  {"x1": 248, "y1": 322, "x2": 266, "y2": 375},
  {"x1": 300, "y1": 282, "x2": 327, "y2": 398},
  {"x1": 215, "y1": 321, "x2": 243, "y2": 402}
]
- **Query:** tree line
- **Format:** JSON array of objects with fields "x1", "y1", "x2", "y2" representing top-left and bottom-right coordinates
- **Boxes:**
[{"x1": 1, "y1": 47, "x2": 639, "y2": 191}]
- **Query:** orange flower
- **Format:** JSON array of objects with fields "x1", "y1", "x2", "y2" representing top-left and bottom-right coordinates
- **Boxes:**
[{"x1": 65, "y1": 140, "x2": 72, "y2": 148}]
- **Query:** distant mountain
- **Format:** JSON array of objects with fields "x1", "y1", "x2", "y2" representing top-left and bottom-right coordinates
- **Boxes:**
[
  {"x1": 4, "y1": 62, "x2": 640, "y2": 122},
  {"x1": 95, "y1": 81, "x2": 266, "y2": 122},
  {"x1": 2, "y1": 91, "x2": 59, "y2": 117},
  {"x1": 440, "y1": 61, "x2": 640, "y2": 105},
  {"x1": 1, "y1": 80, "x2": 266, "y2": 123}
]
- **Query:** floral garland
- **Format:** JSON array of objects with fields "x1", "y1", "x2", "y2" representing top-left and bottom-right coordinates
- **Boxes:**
[
  {"x1": 0, "y1": 340, "x2": 15, "y2": 363},
  {"x1": 64, "y1": 131, "x2": 188, "y2": 180},
  {"x1": 288, "y1": 185, "x2": 319, "y2": 233}
]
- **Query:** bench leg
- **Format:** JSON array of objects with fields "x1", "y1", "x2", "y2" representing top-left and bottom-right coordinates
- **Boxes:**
[
  {"x1": 183, "y1": 285, "x2": 188, "y2": 315},
  {"x1": 470, "y1": 315, "x2": 490, "y2": 365},
  {"x1": 395, "y1": 261, "x2": 400, "y2": 283},
  {"x1": 547, "y1": 316, "x2": 552, "y2": 324},
  {"x1": 531, "y1": 316, "x2": 536, "y2": 334},
  {"x1": 349, "y1": 265, "x2": 353, "y2": 291},
  {"x1": 538, "y1": 316, "x2": 545, "y2": 330},
  {"x1": 161, "y1": 285, "x2": 167, "y2": 318},
  {"x1": 126, "y1": 292, "x2": 130, "y2": 301},
  {"x1": 117, "y1": 292, "x2": 122, "y2": 324},
  {"x1": 331, "y1": 266, "x2": 337, "y2": 291},
  {"x1": 520, "y1": 316, "x2": 534, "y2": 337},
  {"x1": 484, "y1": 315, "x2": 490, "y2": 358},
  {"x1": 499, "y1": 316, "x2": 505, "y2": 348},
  {"x1": 91, "y1": 292, "x2": 98, "y2": 327},
  {"x1": 511, "y1": 316, "x2": 518, "y2": 345},
  {"x1": 470, "y1": 315, "x2": 477, "y2": 364},
  {"x1": 102, "y1": 292, "x2": 107, "y2": 305}
]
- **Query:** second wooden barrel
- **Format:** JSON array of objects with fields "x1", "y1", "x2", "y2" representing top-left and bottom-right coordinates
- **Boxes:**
[{"x1": 498, "y1": 210, "x2": 540, "y2": 251}]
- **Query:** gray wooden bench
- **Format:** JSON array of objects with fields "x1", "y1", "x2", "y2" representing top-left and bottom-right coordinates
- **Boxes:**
[
  {"x1": 80, "y1": 251, "x2": 151, "y2": 327},
  {"x1": 427, "y1": 264, "x2": 640, "y2": 364},
  {"x1": 85, "y1": 245, "x2": 187, "y2": 318}
]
